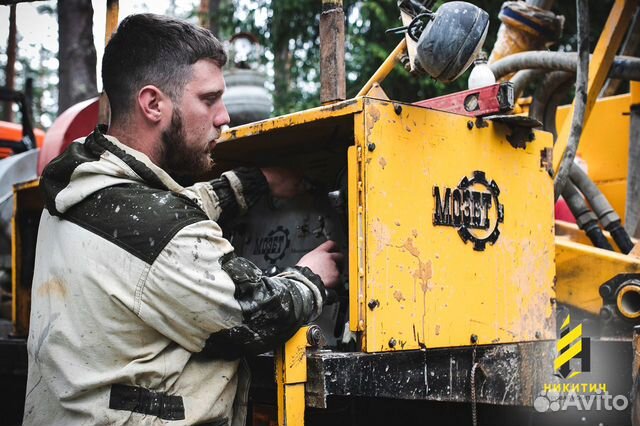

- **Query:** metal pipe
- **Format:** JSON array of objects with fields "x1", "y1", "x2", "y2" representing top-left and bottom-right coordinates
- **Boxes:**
[
  {"x1": 617, "y1": 283, "x2": 640, "y2": 319},
  {"x1": 320, "y1": 0, "x2": 346, "y2": 104},
  {"x1": 357, "y1": 39, "x2": 407, "y2": 97}
]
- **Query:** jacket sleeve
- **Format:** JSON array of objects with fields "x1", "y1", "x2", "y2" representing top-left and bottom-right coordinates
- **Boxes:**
[
  {"x1": 180, "y1": 167, "x2": 269, "y2": 226},
  {"x1": 136, "y1": 219, "x2": 325, "y2": 357}
]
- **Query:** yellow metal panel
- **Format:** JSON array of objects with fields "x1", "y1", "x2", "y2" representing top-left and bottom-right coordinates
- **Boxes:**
[
  {"x1": 557, "y1": 94, "x2": 631, "y2": 183},
  {"x1": 218, "y1": 98, "x2": 363, "y2": 143},
  {"x1": 275, "y1": 327, "x2": 309, "y2": 426},
  {"x1": 633, "y1": 82, "x2": 640, "y2": 104},
  {"x1": 361, "y1": 99, "x2": 555, "y2": 352},
  {"x1": 347, "y1": 146, "x2": 364, "y2": 332},
  {"x1": 553, "y1": 0, "x2": 639, "y2": 173},
  {"x1": 555, "y1": 239, "x2": 640, "y2": 314}
]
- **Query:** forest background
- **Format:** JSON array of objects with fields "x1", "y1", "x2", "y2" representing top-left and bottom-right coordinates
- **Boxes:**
[{"x1": 0, "y1": 0, "x2": 615, "y2": 130}]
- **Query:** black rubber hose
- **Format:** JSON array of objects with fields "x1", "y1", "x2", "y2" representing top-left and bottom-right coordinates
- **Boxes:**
[
  {"x1": 490, "y1": 52, "x2": 640, "y2": 82},
  {"x1": 562, "y1": 182, "x2": 614, "y2": 250},
  {"x1": 569, "y1": 164, "x2": 634, "y2": 253},
  {"x1": 553, "y1": 0, "x2": 589, "y2": 201}
]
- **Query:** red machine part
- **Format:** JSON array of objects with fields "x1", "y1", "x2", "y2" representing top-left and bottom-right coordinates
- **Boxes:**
[
  {"x1": 413, "y1": 83, "x2": 514, "y2": 117},
  {"x1": 38, "y1": 97, "x2": 99, "y2": 175}
]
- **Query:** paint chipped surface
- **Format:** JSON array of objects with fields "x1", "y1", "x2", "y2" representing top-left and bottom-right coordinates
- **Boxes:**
[
  {"x1": 372, "y1": 219, "x2": 392, "y2": 257},
  {"x1": 414, "y1": 260, "x2": 433, "y2": 293},
  {"x1": 393, "y1": 290, "x2": 406, "y2": 302},
  {"x1": 378, "y1": 157, "x2": 387, "y2": 169},
  {"x1": 402, "y1": 238, "x2": 433, "y2": 292}
]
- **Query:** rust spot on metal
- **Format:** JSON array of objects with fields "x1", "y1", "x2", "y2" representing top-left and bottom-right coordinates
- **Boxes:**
[
  {"x1": 435, "y1": 324, "x2": 440, "y2": 335},
  {"x1": 403, "y1": 238, "x2": 420, "y2": 257},
  {"x1": 378, "y1": 157, "x2": 387, "y2": 169},
  {"x1": 393, "y1": 290, "x2": 406, "y2": 302},
  {"x1": 414, "y1": 260, "x2": 433, "y2": 292},
  {"x1": 38, "y1": 277, "x2": 67, "y2": 298},
  {"x1": 402, "y1": 238, "x2": 433, "y2": 292},
  {"x1": 412, "y1": 229, "x2": 418, "y2": 238},
  {"x1": 366, "y1": 105, "x2": 381, "y2": 134}
]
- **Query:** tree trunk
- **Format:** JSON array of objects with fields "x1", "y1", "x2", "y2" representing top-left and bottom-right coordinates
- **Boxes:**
[
  {"x1": 3, "y1": 5, "x2": 17, "y2": 122},
  {"x1": 271, "y1": 3, "x2": 293, "y2": 114},
  {"x1": 58, "y1": 0, "x2": 97, "y2": 114}
]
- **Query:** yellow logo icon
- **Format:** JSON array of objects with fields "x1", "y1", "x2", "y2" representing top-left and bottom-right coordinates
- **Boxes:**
[{"x1": 554, "y1": 314, "x2": 591, "y2": 379}]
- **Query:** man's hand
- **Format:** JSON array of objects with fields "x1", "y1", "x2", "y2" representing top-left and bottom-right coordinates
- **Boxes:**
[
  {"x1": 297, "y1": 240, "x2": 344, "y2": 289},
  {"x1": 261, "y1": 167, "x2": 305, "y2": 198}
]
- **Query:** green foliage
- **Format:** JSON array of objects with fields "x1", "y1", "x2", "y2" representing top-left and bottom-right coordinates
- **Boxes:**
[{"x1": 220, "y1": 0, "x2": 508, "y2": 115}]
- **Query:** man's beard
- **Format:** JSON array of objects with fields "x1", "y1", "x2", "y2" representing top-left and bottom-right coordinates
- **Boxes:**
[{"x1": 160, "y1": 108, "x2": 214, "y2": 179}]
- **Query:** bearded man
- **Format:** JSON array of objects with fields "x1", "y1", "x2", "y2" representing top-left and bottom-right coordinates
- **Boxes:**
[{"x1": 23, "y1": 13, "x2": 342, "y2": 426}]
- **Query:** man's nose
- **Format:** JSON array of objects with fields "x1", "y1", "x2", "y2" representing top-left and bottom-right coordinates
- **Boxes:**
[{"x1": 214, "y1": 103, "x2": 231, "y2": 128}]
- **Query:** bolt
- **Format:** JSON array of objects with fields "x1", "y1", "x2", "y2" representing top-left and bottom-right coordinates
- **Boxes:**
[
  {"x1": 368, "y1": 143, "x2": 376, "y2": 152},
  {"x1": 599, "y1": 285, "x2": 612, "y2": 298},
  {"x1": 368, "y1": 299, "x2": 380, "y2": 310},
  {"x1": 535, "y1": 331, "x2": 542, "y2": 339},
  {"x1": 394, "y1": 104, "x2": 403, "y2": 115},
  {"x1": 600, "y1": 307, "x2": 612, "y2": 321},
  {"x1": 470, "y1": 334, "x2": 478, "y2": 344},
  {"x1": 307, "y1": 325, "x2": 323, "y2": 347},
  {"x1": 388, "y1": 338, "x2": 397, "y2": 348},
  {"x1": 467, "y1": 121, "x2": 474, "y2": 130},
  {"x1": 528, "y1": 132, "x2": 535, "y2": 141}
]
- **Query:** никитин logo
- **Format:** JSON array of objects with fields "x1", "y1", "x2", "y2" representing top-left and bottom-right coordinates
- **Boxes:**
[
  {"x1": 554, "y1": 314, "x2": 590, "y2": 379},
  {"x1": 535, "y1": 314, "x2": 629, "y2": 415}
]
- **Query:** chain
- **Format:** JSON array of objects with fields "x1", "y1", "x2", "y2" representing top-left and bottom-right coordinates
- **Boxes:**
[{"x1": 471, "y1": 343, "x2": 479, "y2": 426}]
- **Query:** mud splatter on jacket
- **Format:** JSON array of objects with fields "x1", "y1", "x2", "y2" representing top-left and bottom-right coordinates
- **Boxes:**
[{"x1": 23, "y1": 128, "x2": 325, "y2": 426}]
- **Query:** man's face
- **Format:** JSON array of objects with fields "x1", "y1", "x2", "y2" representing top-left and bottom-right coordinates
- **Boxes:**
[{"x1": 161, "y1": 59, "x2": 230, "y2": 177}]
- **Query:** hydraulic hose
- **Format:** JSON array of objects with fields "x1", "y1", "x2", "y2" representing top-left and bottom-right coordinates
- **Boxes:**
[
  {"x1": 510, "y1": 69, "x2": 545, "y2": 99},
  {"x1": 528, "y1": 71, "x2": 574, "y2": 134},
  {"x1": 569, "y1": 164, "x2": 634, "y2": 253},
  {"x1": 562, "y1": 181, "x2": 613, "y2": 251},
  {"x1": 553, "y1": 0, "x2": 589, "y2": 201},
  {"x1": 489, "y1": 52, "x2": 640, "y2": 82}
]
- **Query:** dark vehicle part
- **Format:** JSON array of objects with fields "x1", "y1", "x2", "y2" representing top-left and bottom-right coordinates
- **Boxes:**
[
  {"x1": 569, "y1": 164, "x2": 634, "y2": 254},
  {"x1": 600, "y1": 274, "x2": 640, "y2": 336},
  {"x1": 229, "y1": 189, "x2": 349, "y2": 347},
  {"x1": 0, "y1": 86, "x2": 36, "y2": 153},
  {"x1": 415, "y1": 2, "x2": 490, "y2": 83},
  {"x1": 561, "y1": 181, "x2": 613, "y2": 251}
]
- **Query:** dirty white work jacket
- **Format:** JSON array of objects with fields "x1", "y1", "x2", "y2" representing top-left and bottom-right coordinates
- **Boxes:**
[{"x1": 23, "y1": 128, "x2": 325, "y2": 425}]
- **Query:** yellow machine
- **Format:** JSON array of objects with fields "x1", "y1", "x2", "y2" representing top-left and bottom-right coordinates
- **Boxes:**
[
  {"x1": 6, "y1": 0, "x2": 640, "y2": 425},
  {"x1": 212, "y1": 1, "x2": 640, "y2": 425}
]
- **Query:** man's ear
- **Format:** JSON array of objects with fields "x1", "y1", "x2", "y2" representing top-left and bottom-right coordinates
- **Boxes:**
[{"x1": 137, "y1": 85, "x2": 169, "y2": 124}]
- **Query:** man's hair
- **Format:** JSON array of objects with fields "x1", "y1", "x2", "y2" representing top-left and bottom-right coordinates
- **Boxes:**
[{"x1": 102, "y1": 13, "x2": 227, "y2": 124}]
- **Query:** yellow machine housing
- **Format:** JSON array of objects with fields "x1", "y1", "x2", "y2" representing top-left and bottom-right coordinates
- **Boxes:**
[{"x1": 216, "y1": 96, "x2": 556, "y2": 354}]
